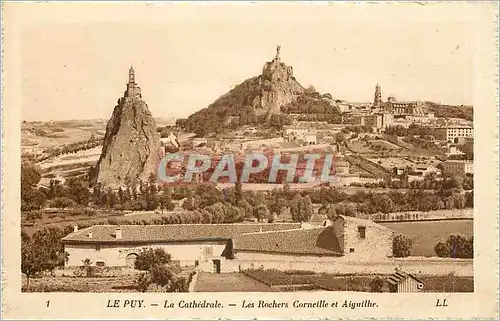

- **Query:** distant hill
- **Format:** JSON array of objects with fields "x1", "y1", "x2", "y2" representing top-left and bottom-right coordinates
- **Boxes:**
[
  {"x1": 426, "y1": 101, "x2": 473, "y2": 121},
  {"x1": 180, "y1": 48, "x2": 340, "y2": 136}
]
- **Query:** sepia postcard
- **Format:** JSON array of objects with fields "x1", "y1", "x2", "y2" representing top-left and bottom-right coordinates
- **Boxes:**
[{"x1": 1, "y1": 1, "x2": 499, "y2": 320}]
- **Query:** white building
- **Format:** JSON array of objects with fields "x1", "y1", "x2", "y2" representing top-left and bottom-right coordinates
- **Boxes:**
[
  {"x1": 435, "y1": 126, "x2": 473, "y2": 142},
  {"x1": 62, "y1": 223, "x2": 300, "y2": 269}
]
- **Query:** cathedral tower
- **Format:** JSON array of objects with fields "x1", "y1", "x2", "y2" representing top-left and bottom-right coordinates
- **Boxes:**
[{"x1": 374, "y1": 83, "x2": 382, "y2": 108}]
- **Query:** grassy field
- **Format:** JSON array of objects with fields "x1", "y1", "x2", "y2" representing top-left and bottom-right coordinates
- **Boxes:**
[
  {"x1": 194, "y1": 272, "x2": 275, "y2": 292},
  {"x1": 22, "y1": 209, "x2": 190, "y2": 235},
  {"x1": 242, "y1": 269, "x2": 473, "y2": 293},
  {"x1": 23, "y1": 275, "x2": 138, "y2": 292},
  {"x1": 380, "y1": 220, "x2": 473, "y2": 257}
]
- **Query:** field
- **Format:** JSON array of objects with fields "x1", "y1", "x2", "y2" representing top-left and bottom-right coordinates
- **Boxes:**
[
  {"x1": 23, "y1": 275, "x2": 137, "y2": 292},
  {"x1": 23, "y1": 270, "x2": 474, "y2": 293},
  {"x1": 194, "y1": 272, "x2": 275, "y2": 292},
  {"x1": 21, "y1": 209, "x2": 192, "y2": 235},
  {"x1": 380, "y1": 220, "x2": 474, "y2": 257},
  {"x1": 21, "y1": 120, "x2": 107, "y2": 150},
  {"x1": 345, "y1": 154, "x2": 391, "y2": 179},
  {"x1": 242, "y1": 269, "x2": 473, "y2": 292}
]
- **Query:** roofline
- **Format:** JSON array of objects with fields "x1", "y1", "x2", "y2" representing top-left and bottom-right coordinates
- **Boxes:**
[
  {"x1": 336, "y1": 215, "x2": 395, "y2": 232},
  {"x1": 234, "y1": 248, "x2": 343, "y2": 257},
  {"x1": 62, "y1": 237, "x2": 232, "y2": 245},
  {"x1": 239, "y1": 226, "x2": 325, "y2": 236}
]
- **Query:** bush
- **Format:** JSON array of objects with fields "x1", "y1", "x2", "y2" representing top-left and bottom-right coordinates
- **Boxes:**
[
  {"x1": 47, "y1": 197, "x2": 77, "y2": 209},
  {"x1": 134, "y1": 248, "x2": 172, "y2": 271},
  {"x1": 370, "y1": 276, "x2": 384, "y2": 292},
  {"x1": 393, "y1": 234, "x2": 413, "y2": 257},
  {"x1": 107, "y1": 217, "x2": 119, "y2": 225},
  {"x1": 26, "y1": 211, "x2": 43, "y2": 221},
  {"x1": 434, "y1": 234, "x2": 473, "y2": 258}
]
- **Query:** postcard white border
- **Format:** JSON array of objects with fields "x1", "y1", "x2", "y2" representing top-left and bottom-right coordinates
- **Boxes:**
[{"x1": 2, "y1": 2, "x2": 498, "y2": 319}]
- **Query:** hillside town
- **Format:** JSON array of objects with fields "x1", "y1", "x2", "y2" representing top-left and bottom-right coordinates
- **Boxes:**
[{"x1": 21, "y1": 46, "x2": 473, "y2": 293}]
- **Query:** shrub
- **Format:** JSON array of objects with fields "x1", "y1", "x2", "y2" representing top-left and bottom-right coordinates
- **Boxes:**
[
  {"x1": 434, "y1": 234, "x2": 473, "y2": 258},
  {"x1": 393, "y1": 234, "x2": 413, "y2": 257},
  {"x1": 107, "y1": 217, "x2": 119, "y2": 225},
  {"x1": 26, "y1": 211, "x2": 43, "y2": 221},
  {"x1": 134, "y1": 248, "x2": 172, "y2": 271},
  {"x1": 136, "y1": 272, "x2": 152, "y2": 293},
  {"x1": 370, "y1": 276, "x2": 384, "y2": 292},
  {"x1": 46, "y1": 197, "x2": 77, "y2": 209}
]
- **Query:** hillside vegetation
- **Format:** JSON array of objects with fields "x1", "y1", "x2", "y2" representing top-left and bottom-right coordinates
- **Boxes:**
[{"x1": 426, "y1": 102, "x2": 473, "y2": 121}]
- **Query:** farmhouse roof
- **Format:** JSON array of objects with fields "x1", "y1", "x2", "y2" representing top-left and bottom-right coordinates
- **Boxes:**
[
  {"x1": 233, "y1": 226, "x2": 343, "y2": 256},
  {"x1": 386, "y1": 270, "x2": 423, "y2": 285},
  {"x1": 61, "y1": 223, "x2": 300, "y2": 244}
]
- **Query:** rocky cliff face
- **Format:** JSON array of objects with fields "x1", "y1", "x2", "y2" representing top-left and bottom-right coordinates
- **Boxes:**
[
  {"x1": 93, "y1": 96, "x2": 161, "y2": 188},
  {"x1": 183, "y1": 48, "x2": 305, "y2": 134},
  {"x1": 256, "y1": 55, "x2": 304, "y2": 116}
]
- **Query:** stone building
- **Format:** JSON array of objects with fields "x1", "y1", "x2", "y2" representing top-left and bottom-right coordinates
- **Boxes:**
[
  {"x1": 384, "y1": 97, "x2": 427, "y2": 115},
  {"x1": 442, "y1": 160, "x2": 473, "y2": 176},
  {"x1": 62, "y1": 216, "x2": 394, "y2": 272},
  {"x1": 124, "y1": 66, "x2": 142, "y2": 100},
  {"x1": 62, "y1": 223, "x2": 300, "y2": 268},
  {"x1": 234, "y1": 215, "x2": 394, "y2": 262},
  {"x1": 434, "y1": 126, "x2": 473, "y2": 142}
]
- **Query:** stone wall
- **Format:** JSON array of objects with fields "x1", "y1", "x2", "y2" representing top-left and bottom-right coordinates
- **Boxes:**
[
  {"x1": 340, "y1": 217, "x2": 394, "y2": 260},
  {"x1": 219, "y1": 257, "x2": 473, "y2": 276}
]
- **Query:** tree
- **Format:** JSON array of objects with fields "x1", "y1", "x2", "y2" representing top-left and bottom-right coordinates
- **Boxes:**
[
  {"x1": 253, "y1": 204, "x2": 270, "y2": 222},
  {"x1": 135, "y1": 248, "x2": 172, "y2": 271},
  {"x1": 21, "y1": 231, "x2": 42, "y2": 291},
  {"x1": 149, "y1": 264, "x2": 176, "y2": 288},
  {"x1": 21, "y1": 163, "x2": 46, "y2": 211},
  {"x1": 335, "y1": 132, "x2": 346, "y2": 144},
  {"x1": 434, "y1": 234, "x2": 473, "y2": 258},
  {"x1": 393, "y1": 234, "x2": 413, "y2": 257},
  {"x1": 21, "y1": 163, "x2": 41, "y2": 188},
  {"x1": 133, "y1": 248, "x2": 189, "y2": 292}
]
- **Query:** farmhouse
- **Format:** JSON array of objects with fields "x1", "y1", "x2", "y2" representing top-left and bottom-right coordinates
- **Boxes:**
[
  {"x1": 62, "y1": 223, "x2": 300, "y2": 268},
  {"x1": 62, "y1": 216, "x2": 393, "y2": 272}
]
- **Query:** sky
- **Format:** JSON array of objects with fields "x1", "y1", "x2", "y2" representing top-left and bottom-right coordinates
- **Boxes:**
[{"x1": 9, "y1": 2, "x2": 480, "y2": 121}]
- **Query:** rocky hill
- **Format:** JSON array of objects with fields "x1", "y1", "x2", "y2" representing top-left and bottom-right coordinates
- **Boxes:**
[
  {"x1": 425, "y1": 101, "x2": 473, "y2": 121},
  {"x1": 181, "y1": 47, "x2": 338, "y2": 136},
  {"x1": 92, "y1": 68, "x2": 161, "y2": 187}
]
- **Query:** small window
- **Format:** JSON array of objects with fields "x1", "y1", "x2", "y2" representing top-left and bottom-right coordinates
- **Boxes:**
[
  {"x1": 95, "y1": 244, "x2": 101, "y2": 251},
  {"x1": 349, "y1": 248, "x2": 355, "y2": 253},
  {"x1": 358, "y1": 226, "x2": 366, "y2": 239},
  {"x1": 96, "y1": 261, "x2": 105, "y2": 267},
  {"x1": 203, "y1": 247, "x2": 213, "y2": 257}
]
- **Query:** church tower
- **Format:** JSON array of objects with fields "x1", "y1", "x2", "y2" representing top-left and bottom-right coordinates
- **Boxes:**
[
  {"x1": 124, "y1": 66, "x2": 142, "y2": 99},
  {"x1": 128, "y1": 66, "x2": 135, "y2": 84},
  {"x1": 374, "y1": 83, "x2": 382, "y2": 108}
]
